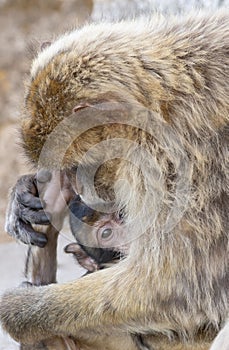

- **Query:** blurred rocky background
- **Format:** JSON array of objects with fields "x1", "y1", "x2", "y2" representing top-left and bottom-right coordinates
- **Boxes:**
[{"x1": 0, "y1": 0, "x2": 228, "y2": 348}]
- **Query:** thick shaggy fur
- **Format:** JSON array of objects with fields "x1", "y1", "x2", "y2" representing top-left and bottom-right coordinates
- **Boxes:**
[{"x1": 0, "y1": 11, "x2": 228, "y2": 350}]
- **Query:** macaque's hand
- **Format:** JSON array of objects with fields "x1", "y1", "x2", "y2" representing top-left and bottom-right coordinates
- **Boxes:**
[
  {"x1": 5, "y1": 170, "x2": 74, "y2": 247},
  {"x1": 5, "y1": 173, "x2": 51, "y2": 247}
]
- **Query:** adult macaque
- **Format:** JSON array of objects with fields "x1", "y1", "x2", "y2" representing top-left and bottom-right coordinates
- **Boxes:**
[{"x1": 1, "y1": 10, "x2": 228, "y2": 350}]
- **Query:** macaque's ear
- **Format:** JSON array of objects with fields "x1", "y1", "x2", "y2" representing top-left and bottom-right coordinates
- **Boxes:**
[{"x1": 40, "y1": 41, "x2": 52, "y2": 51}]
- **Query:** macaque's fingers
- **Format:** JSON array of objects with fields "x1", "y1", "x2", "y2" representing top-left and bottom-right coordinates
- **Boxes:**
[
  {"x1": 36, "y1": 168, "x2": 52, "y2": 183},
  {"x1": 17, "y1": 221, "x2": 48, "y2": 247},
  {"x1": 17, "y1": 191, "x2": 44, "y2": 210},
  {"x1": 16, "y1": 174, "x2": 44, "y2": 208},
  {"x1": 20, "y1": 207, "x2": 51, "y2": 225}
]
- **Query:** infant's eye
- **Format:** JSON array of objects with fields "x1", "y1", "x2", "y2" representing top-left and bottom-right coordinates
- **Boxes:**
[{"x1": 101, "y1": 228, "x2": 113, "y2": 239}]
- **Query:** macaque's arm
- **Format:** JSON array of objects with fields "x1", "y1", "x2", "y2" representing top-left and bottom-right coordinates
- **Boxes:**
[
  {"x1": 24, "y1": 170, "x2": 68, "y2": 286},
  {"x1": 0, "y1": 260, "x2": 144, "y2": 344},
  {"x1": 20, "y1": 175, "x2": 79, "y2": 350}
]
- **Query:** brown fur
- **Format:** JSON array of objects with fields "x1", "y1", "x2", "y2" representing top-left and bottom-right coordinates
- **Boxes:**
[{"x1": 0, "y1": 11, "x2": 228, "y2": 350}]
